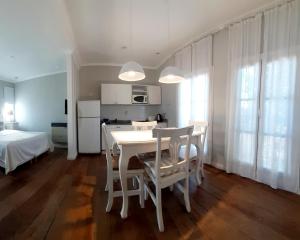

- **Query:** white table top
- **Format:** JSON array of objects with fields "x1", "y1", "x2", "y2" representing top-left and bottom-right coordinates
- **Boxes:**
[{"x1": 111, "y1": 130, "x2": 202, "y2": 145}]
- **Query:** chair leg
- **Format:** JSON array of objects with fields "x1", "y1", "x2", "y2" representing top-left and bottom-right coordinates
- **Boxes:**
[
  {"x1": 184, "y1": 178, "x2": 191, "y2": 213},
  {"x1": 106, "y1": 178, "x2": 114, "y2": 212},
  {"x1": 139, "y1": 174, "x2": 145, "y2": 208},
  {"x1": 196, "y1": 170, "x2": 202, "y2": 186},
  {"x1": 132, "y1": 177, "x2": 137, "y2": 189},
  {"x1": 201, "y1": 161, "x2": 205, "y2": 179},
  {"x1": 105, "y1": 168, "x2": 109, "y2": 191},
  {"x1": 144, "y1": 186, "x2": 148, "y2": 200},
  {"x1": 156, "y1": 187, "x2": 164, "y2": 232},
  {"x1": 106, "y1": 182, "x2": 114, "y2": 212}
]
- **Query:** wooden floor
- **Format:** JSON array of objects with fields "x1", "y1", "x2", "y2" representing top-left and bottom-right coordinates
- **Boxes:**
[{"x1": 0, "y1": 150, "x2": 299, "y2": 240}]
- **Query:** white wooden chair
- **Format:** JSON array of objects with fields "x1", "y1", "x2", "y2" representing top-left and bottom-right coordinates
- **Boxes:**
[
  {"x1": 132, "y1": 121, "x2": 157, "y2": 131},
  {"x1": 132, "y1": 121, "x2": 158, "y2": 162},
  {"x1": 102, "y1": 123, "x2": 145, "y2": 212},
  {"x1": 179, "y1": 121, "x2": 208, "y2": 185},
  {"x1": 144, "y1": 126, "x2": 194, "y2": 232}
]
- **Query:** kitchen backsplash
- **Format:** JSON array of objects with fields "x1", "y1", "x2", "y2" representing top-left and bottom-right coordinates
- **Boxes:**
[{"x1": 101, "y1": 105, "x2": 160, "y2": 121}]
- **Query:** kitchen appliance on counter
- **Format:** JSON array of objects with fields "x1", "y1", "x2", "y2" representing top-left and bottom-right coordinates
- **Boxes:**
[
  {"x1": 78, "y1": 100, "x2": 101, "y2": 153},
  {"x1": 155, "y1": 113, "x2": 164, "y2": 122}
]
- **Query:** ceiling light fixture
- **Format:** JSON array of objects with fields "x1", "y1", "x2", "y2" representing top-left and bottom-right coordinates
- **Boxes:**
[
  {"x1": 159, "y1": 0, "x2": 184, "y2": 84},
  {"x1": 119, "y1": 0, "x2": 145, "y2": 82},
  {"x1": 159, "y1": 66, "x2": 184, "y2": 84}
]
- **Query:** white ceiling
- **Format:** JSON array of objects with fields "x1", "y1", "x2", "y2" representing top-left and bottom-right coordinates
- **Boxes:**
[
  {"x1": 0, "y1": 0, "x2": 75, "y2": 82},
  {"x1": 66, "y1": 0, "x2": 274, "y2": 68},
  {"x1": 1, "y1": 0, "x2": 275, "y2": 82}
]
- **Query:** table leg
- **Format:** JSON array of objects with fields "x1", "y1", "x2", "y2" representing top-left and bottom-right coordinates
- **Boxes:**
[
  {"x1": 195, "y1": 144, "x2": 202, "y2": 186},
  {"x1": 119, "y1": 148, "x2": 130, "y2": 219}
]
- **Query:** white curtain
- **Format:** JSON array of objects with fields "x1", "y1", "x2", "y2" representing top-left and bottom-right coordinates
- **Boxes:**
[
  {"x1": 177, "y1": 45, "x2": 192, "y2": 128},
  {"x1": 178, "y1": 36, "x2": 213, "y2": 162},
  {"x1": 256, "y1": 0, "x2": 300, "y2": 193},
  {"x1": 225, "y1": 15, "x2": 262, "y2": 179}
]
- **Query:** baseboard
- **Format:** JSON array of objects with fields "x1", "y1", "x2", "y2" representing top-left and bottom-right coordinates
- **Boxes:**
[{"x1": 210, "y1": 162, "x2": 225, "y2": 170}]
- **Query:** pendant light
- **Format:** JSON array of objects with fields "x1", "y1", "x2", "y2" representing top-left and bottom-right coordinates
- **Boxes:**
[
  {"x1": 159, "y1": 66, "x2": 184, "y2": 84},
  {"x1": 119, "y1": 0, "x2": 145, "y2": 81},
  {"x1": 119, "y1": 61, "x2": 145, "y2": 81},
  {"x1": 159, "y1": 0, "x2": 184, "y2": 84}
]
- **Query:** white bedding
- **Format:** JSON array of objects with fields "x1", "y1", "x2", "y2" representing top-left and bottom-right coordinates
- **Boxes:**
[{"x1": 0, "y1": 130, "x2": 54, "y2": 174}]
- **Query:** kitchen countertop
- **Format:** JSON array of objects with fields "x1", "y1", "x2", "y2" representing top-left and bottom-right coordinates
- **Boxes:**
[{"x1": 101, "y1": 119, "x2": 168, "y2": 125}]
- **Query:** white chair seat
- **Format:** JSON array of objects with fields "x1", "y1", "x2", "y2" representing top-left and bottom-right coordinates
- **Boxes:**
[
  {"x1": 178, "y1": 144, "x2": 198, "y2": 160},
  {"x1": 144, "y1": 157, "x2": 186, "y2": 177}
]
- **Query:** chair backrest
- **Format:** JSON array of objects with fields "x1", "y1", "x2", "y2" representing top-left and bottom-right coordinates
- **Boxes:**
[
  {"x1": 152, "y1": 126, "x2": 194, "y2": 178},
  {"x1": 189, "y1": 120, "x2": 208, "y2": 150},
  {"x1": 132, "y1": 121, "x2": 157, "y2": 131},
  {"x1": 102, "y1": 123, "x2": 113, "y2": 171}
]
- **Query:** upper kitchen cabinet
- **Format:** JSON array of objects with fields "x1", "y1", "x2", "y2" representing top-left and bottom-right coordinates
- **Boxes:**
[
  {"x1": 147, "y1": 85, "x2": 161, "y2": 105},
  {"x1": 101, "y1": 84, "x2": 131, "y2": 104},
  {"x1": 101, "y1": 83, "x2": 161, "y2": 105}
]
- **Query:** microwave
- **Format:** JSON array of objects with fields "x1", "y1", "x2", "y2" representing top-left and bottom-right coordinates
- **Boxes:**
[{"x1": 132, "y1": 95, "x2": 148, "y2": 104}]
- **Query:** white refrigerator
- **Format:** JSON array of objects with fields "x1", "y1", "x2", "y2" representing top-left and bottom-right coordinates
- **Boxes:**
[{"x1": 78, "y1": 100, "x2": 101, "y2": 153}]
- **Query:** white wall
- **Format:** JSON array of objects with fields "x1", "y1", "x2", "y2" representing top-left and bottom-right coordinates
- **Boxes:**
[
  {"x1": 15, "y1": 73, "x2": 67, "y2": 134},
  {"x1": 66, "y1": 52, "x2": 79, "y2": 160}
]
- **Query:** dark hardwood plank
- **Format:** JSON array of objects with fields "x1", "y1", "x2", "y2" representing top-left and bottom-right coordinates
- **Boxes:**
[
  {"x1": 15, "y1": 175, "x2": 72, "y2": 240},
  {"x1": 0, "y1": 150, "x2": 299, "y2": 240}
]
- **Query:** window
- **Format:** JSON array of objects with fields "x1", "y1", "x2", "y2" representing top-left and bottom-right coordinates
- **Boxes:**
[
  {"x1": 259, "y1": 57, "x2": 297, "y2": 172},
  {"x1": 235, "y1": 63, "x2": 260, "y2": 165},
  {"x1": 3, "y1": 103, "x2": 14, "y2": 122},
  {"x1": 3, "y1": 86, "x2": 15, "y2": 123},
  {"x1": 178, "y1": 73, "x2": 209, "y2": 127}
]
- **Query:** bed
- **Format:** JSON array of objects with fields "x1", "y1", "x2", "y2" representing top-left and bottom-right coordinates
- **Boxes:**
[{"x1": 0, "y1": 130, "x2": 54, "y2": 174}]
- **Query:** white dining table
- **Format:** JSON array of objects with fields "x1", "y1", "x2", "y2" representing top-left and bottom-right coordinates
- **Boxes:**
[{"x1": 111, "y1": 130, "x2": 202, "y2": 219}]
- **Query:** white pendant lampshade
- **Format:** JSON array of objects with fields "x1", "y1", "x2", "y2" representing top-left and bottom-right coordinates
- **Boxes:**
[
  {"x1": 158, "y1": 66, "x2": 185, "y2": 84},
  {"x1": 119, "y1": 61, "x2": 145, "y2": 81}
]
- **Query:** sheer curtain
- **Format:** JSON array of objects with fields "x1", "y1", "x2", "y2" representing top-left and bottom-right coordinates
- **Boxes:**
[
  {"x1": 178, "y1": 36, "x2": 213, "y2": 162},
  {"x1": 177, "y1": 46, "x2": 192, "y2": 128},
  {"x1": 225, "y1": 15, "x2": 262, "y2": 179},
  {"x1": 256, "y1": 0, "x2": 300, "y2": 193}
]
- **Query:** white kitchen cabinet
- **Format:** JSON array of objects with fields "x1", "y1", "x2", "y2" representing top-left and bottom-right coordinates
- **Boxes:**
[
  {"x1": 101, "y1": 84, "x2": 132, "y2": 104},
  {"x1": 147, "y1": 85, "x2": 161, "y2": 105}
]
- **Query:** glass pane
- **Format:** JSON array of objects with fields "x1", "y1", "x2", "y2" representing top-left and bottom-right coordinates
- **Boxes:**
[
  {"x1": 237, "y1": 132, "x2": 256, "y2": 164},
  {"x1": 264, "y1": 57, "x2": 296, "y2": 99},
  {"x1": 191, "y1": 73, "x2": 209, "y2": 121},
  {"x1": 261, "y1": 135, "x2": 287, "y2": 172},
  {"x1": 240, "y1": 100, "x2": 256, "y2": 132},
  {"x1": 239, "y1": 63, "x2": 259, "y2": 100},
  {"x1": 178, "y1": 79, "x2": 191, "y2": 127},
  {"x1": 263, "y1": 99, "x2": 290, "y2": 136}
]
